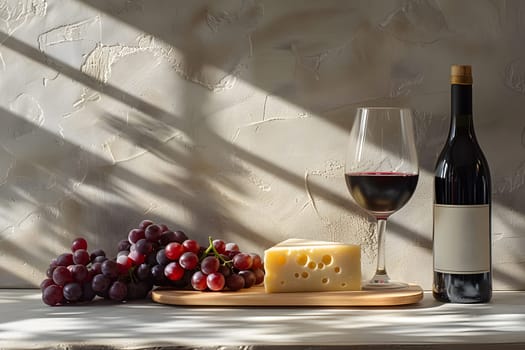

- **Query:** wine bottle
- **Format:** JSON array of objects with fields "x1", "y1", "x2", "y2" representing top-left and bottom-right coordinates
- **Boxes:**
[{"x1": 432, "y1": 65, "x2": 492, "y2": 303}]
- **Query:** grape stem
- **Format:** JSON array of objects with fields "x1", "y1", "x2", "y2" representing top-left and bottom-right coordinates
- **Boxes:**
[
  {"x1": 128, "y1": 266, "x2": 137, "y2": 284},
  {"x1": 201, "y1": 236, "x2": 232, "y2": 266}
]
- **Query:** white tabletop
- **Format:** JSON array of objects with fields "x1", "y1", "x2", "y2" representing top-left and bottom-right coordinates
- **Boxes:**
[{"x1": 1, "y1": 289, "x2": 524, "y2": 349}]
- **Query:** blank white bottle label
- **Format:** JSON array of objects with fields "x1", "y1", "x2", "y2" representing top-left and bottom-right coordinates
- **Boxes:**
[{"x1": 433, "y1": 204, "x2": 490, "y2": 274}]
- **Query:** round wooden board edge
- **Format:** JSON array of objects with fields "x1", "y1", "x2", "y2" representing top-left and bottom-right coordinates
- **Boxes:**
[{"x1": 151, "y1": 284, "x2": 424, "y2": 307}]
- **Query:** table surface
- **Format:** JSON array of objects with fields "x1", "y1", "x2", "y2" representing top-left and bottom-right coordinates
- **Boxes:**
[{"x1": 1, "y1": 289, "x2": 525, "y2": 350}]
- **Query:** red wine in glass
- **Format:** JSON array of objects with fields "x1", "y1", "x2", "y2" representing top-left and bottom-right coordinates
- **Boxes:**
[{"x1": 345, "y1": 172, "x2": 419, "y2": 220}]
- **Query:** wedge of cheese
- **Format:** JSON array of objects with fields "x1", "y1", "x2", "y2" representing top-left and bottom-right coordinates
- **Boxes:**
[{"x1": 263, "y1": 238, "x2": 361, "y2": 293}]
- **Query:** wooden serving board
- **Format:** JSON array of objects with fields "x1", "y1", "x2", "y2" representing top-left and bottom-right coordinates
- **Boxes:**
[{"x1": 152, "y1": 285, "x2": 424, "y2": 307}]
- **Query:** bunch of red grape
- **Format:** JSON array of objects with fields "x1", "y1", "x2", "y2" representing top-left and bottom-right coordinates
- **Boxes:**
[
  {"x1": 41, "y1": 220, "x2": 264, "y2": 306},
  {"x1": 154, "y1": 234, "x2": 265, "y2": 292}
]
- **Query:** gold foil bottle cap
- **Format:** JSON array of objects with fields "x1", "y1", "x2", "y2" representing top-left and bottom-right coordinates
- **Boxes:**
[{"x1": 450, "y1": 65, "x2": 473, "y2": 85}]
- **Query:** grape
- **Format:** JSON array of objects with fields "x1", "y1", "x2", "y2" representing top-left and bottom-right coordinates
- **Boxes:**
[
  {"x1": 170, "y1": 270, "x2": 191, "y2": 289},
  {"x1": 50, "y1": 259, "x2": 58, "y2": 268},
  {"x1": 151, "y1": 264, "x2": 168, "y2": 285},
  {"x1": 109, "y1": 281, "x2": 128, "y2": 302},
  {"x1": 71, "y1": 237, "x2": 88, "y2": 252},
  {"x1": 46, "y1": 266, "x2": 56, "y2": 278},
  {"x1": 73, "y1": 249, "x2": 90, "y2": 265},
  {"x1": 179, "y1": 252, "x2": 199, "y2": 270},
  {"x1": 42, "y1": 285, "x2": 63, "y2": 306},
  {"x1": 135, "y1": 239, "x2": 153, "y2": 255},
  {"x1": 250, "y1": 253, "x2": 263, "y2": 269},
  {"x1": 90, "y1": 248, "x2": 106, "y2": 262},
  {"x1": 233, "y1": 253, "x2": 253, "y2": 270},
  {"x1": 198, "y1": 246, "x2": 206, "y2": 257},
  {"x1": 81, "y1": 281, "x2": 96, "y2": 302},
  {"x1": 159, "y1": 231, "x2": 177, "y2": 246},
  {"x1": 239, "y1": 270, "x2": 256, "y2": 288},
  {"x1": 218, "y1": 264, "x2": 232, "y2": 278},
  {"x1": 206, "y1": 272, "x2": 225, "y2": 291},
  {"x1": 172, "y1": 230, "x2": 188, "y2": 243},
  {"x1": 53, "y1": 266, "x2": 73, "y2": 286},
  {"x1": 191, "y1": 271, "x2": 207, "y2": 291},
  {"x1": 225, "y1": 250, "x2": 240, "y2": 259},
  {"x1": 63, "y1": 282, "x2": 82, "y2": 302},
  {"x1": 117, "y1": 250, "x2": 129, "y2": 257},
  {"x1": 225, "y1": 242, "x2": 239, "y2": 252},
  {"x1": 91, "y1": 274, "x2": 111, "y2": 293},
  {"x1": 101, "y1": 260, "x2": 119, "y2": 279},
  {"x1": 40, "y1": 278, "x2": 54, "y2": 291},
  {"x1": 201, "y1": 256, "x2": 220, "y2": 275},
  {"x1": 128, "y1": 250, "x2": 145, "y2": 265},
  {"x1": 93, "y1": 255, "x2": 108, "y2": 264},
  {"x1": 226, "y1": 273, "x2": 245, "y2": 291},
  {"x1": 212, "y1": 239, "x2": 226, "y2": 254},
  {"x1": 253, "y1": 268, "x2": 265, "y2": 285},
  {"x1": 87, "y1": 269, "x2": 97, "y2": 281},
  {"x1": 146, "y1": 251, "x2": 158, "y2": 266},
  {"x1": 91, "y1": 262, "x2": 102, "y2": 274},
  {"x1": 145, "y1": 224, "x2": 162, "y2": 242},
  {"x1": 116, "y1": 254, "x2": 131, "y2": 268},
  {"x1": 56, "y1": 253, "x2": 74, "y2": 267},
  {"x1": 164, "y1": 262, "x2": 184, "y2": 281},
  {"x1": 159, "y1": 224, "x2": 169, "y2": 233},
  {"x1": 128, "y1": 228, "x2": 145, "y2": 244},
  {"x1": 151, "y1": 241, "x2": 160, "y2": 250},
  {"x1": 126, "y1": 283, "x2": 142, "y2": 300},
  {"x1": 70, "y1": 264, "x2": 88, "y2": 282},
  {"x1": 156, "y1": 249, "x2": 170, "y2": 266},
  {"x1": 226, "y1": 250, "x2": 240, "y2": 259},
  {"x1": 127, "y1": 280, "x2": 152, "y2": 299},
  {"x1": 117, "y1": 239, "x2": 131, "y2": 252},
  {"x1": 142, "y1": 279, "x2": 154, "y2": 293},
  {"x1": 135, "y1": 263, "x2": 152, "y2": 281},
  {"x1": 138, "y1": 219, "x2": 154, "y2": 229},
  {"x1": 98, "y1": 289, "x2": 110, "y2": 299},
  {"x1": 182, "y1": 239, "x2": 200, "y2": 254},
  {"x1": 165, "y1": 242, "x2": 184, "y2": 261}
]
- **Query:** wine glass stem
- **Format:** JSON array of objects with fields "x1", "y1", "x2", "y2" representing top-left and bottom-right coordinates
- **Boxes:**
[
  {"x1": 365, "y1": 218, "x2": 407, "y2": 289},
  {"x1": 375, "y1": 219, "x2": 388, "y2": 279}
]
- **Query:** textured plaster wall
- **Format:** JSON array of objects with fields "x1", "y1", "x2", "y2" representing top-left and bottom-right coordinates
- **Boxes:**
[{"x1": 0, "y1": 0, "x2": 524, "y2": 290}]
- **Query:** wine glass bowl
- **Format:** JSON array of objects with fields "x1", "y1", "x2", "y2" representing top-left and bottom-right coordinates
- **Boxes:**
[{"x1": 345, "y1": 107, "x2": 419, "y2": 289}]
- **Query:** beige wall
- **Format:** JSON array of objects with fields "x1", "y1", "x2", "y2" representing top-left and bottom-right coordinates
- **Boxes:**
[{"x1": 0, "y1": 0, "x2": 524, "y2": 289}]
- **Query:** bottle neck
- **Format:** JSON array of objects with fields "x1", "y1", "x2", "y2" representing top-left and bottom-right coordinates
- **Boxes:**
[{"x1": 449, "y1": 84, "x2": 474, "y2": 139}]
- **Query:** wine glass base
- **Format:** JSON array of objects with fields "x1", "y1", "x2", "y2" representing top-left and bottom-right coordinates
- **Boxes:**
[
  {"x1": 362, "y1": 281, "x2": 409, "y2": 290},
  {"x1": 362, "y1": 272, "x2": 409, "y2": 290}
]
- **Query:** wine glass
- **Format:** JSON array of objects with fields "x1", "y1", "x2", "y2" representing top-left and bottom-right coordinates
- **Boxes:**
[{"x1": 345, "y1": 107, "x2": 419, "y2": 290}]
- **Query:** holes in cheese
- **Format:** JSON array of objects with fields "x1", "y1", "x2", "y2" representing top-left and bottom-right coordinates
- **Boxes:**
[
  {"x1": 296, "y1": 254, "x2": 308, "y2": 266},
  {"x1": 276, "y1": 255, "x2": 287, "y2": 266},
  {"x1": 322, "y1": 255, "x2": 333, "y2": 265},
  {"x1": 264, "y1": 238, "x2": 361, "y2": 293}
]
